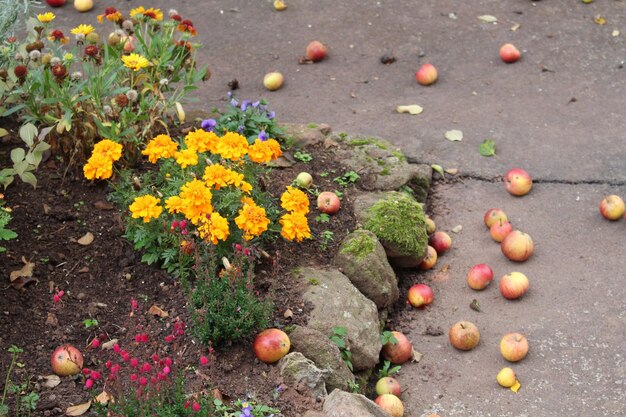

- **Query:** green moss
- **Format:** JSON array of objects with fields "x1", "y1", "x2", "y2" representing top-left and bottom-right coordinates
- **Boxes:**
[
  {"x1": 391, "y1": 150, "x2": 406, "y2": 162},
  {"x1": 306, "y1": 123, "x2": 318, "y2": 128},
  {"x1": 380, "y1": 167, "x2": 391, "y2": 176},
  {"x1": 364, "y1": 192, "x2": 428, "y2": 257},
  {"x1": 340, "y1": 231, "x2": 376, "y2": 260},
  {"x1": 308, "y1": 278, "x2": 320, "y2": 286},
  {"x1": 347, "y1": 137, "x2": 389, "y2": 150}
]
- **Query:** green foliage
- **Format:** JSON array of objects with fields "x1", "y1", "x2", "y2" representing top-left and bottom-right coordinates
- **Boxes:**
[
  {"x1": 479, "y1": 139, "x2": 496, "y2": 157},
  {"x1": 293, "y1": 151, "x2": 312, "y2": 163},
  {"x1": 339, "y1": 230, "x2": 375, "y2": 260},
  {"x1": 187, "y1": 247, "x2": 272, "y2": 347},
  {"x1": 0, "y1": 0, "x2": 33, "y2": 42},
  {"x1": 82, "y1": 318, "x2": 99, "y2": 329},
  {"x1": 333, "y1": 170, "x2": 360, "y2": 186},
  {"x1": 1, "y1": 345, "x2": 38, "y2": 417},
  {"x1": 0, "y1": 207, "x2": 17, "y2": 253},
  {"x1": 377, "y1": 360, "x2": 401, "y2": 378},
  {"x1": 329, "y1": 326, "x2": 353, "y2": 372},
  {"x1": 319, "y1": 230, "x2": 334, "y2": 251},
  {"x1": 315, "y1": 213, "x2": 330, "y2": 223},
  {"x1": 347, "y1": 380, "x2": 360, "y2": 393},
  {"x1": 214, "y1": 398, "x2": 281, "y2": 417},
  {"x1": 380, "y1": 330, "x2": 398, "y2": 345},
  {"x1": 0, "y1": 123, "x2": 51, "y2": 189},
  {"x1": 209, "y1": 96, "x2": 284, "y2": 144}
]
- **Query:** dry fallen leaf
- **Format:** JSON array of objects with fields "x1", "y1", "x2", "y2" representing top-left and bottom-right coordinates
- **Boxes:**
[
  {"x1": 65, "y1": 400, "x2": 91, "y2": 416},
  {"x1": 148, "y1": 304, "x2": 169, "y2": 318},
  {"x1": 101, "y1": 339, "x2": 119, "y2": 350},
  {"x1": 470, "y1": 299, "x2": 482, "y2": 312},
  {"x1": 444, "y1": 130, "x2": 463, "y2": 141},
  {"x1": 477, "y1": 15, "x2": 498, "y2": 23},
  {"x1": 411, "y1": 348, "x2": 423, "y2": 363},
  {"x1": 46, "y1": 312, "x2": 59, "y2": 327},
  {"x1": 77, "y1": 232, "x2": 94, "y2": 246},
  {"x1": 41, "y1": 374, "x2": 61, "y2": 388},
  {"x1": 451, "y1": 225, "x2": 463, "y2": 233},
  {"x1": 93, "y1": 390, "x2": 114, "y2": 405},
  {"x1": 510, "y1": 379, "x2": 521, "y2": 393},
  {"x1": 93, "y1": 200, "x2": 114, "y2": 210},
  {"x1": 511, "y1": 23, "x2": 521, "y2": 32},
  {"x1": 11, "y1": 276, "x2": 38, "y2": 290},
  {"x1": 594, "y1": 15, "x2": 606, "y2": 25},
  {"x1": 445, "y1": 168, "x2": 459, "y2": 175},
  {"x1": 10, "y1": 257, "x2": 35, "y2": 282},
  {"x1": 43, "y1": 203, "x2": 51, "y2": 214},
  {"x1": 396, "y1": 104, "x2": 424, "y2": 115},
  {"x1": 283, "y1": 308, "x2": 294, "y2": 319},
  {"x1": 612, "y1": 30, "x2": 620, "y2": 37}
]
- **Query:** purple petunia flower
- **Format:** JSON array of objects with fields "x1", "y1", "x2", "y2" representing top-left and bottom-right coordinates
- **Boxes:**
[
  {"x1": 252, "y1": 100, "x2": 260, "y2": 108},
  {"x1": 240, "y1": 100, "x2": 251, "y2": 111},
  {"x1": 201, "y1": 118, "x2": 216, "y2": 131},
  {"x1": 230, "y1": 98, "x2": 239, "y2": 107},
  {"x1": 258, "y1": 130, "x2": 268, "y2": 141},
  {"x1": 267, "y1": 111, "x2": 275, "y2": 120}
]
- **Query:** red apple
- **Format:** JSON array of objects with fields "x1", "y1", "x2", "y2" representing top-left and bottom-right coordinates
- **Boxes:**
[
  {"x1": 499, "y1": 43, "x2": 521, "y2": 63},
  {"x1": 46, "y1": 0, "x2": 66, "y2": 7},
  {"x1": 418, "y1": 245, "x2": 437, "y2": 270},
  {"x1": 305, "y1": 40, "x2": 327, "y2": 62},
  {"x1": 490, "y1": 220, "x2": 513, "y2": 242},
  {"x1": 428, "y1": 231, "x2": 451, "y2": 255},
  {"x1": 599, "y1": 195, "x2": 625, "y2": 220},
  {"x1": 499, "y1": 272, "x2": 529, "y2": 300},
  {"x1": 466, "y1": 263, "x2": 494, "y2": 290},
  {"x1": 381, "y1": 331, "x2": 413, "y2": 365},
  {"x1": 484, "y1": 208, "x2": 508, "y2": 229},
  {"x1": 253, "y1": 328, "x2": 290, "y2": 364},
  {"x1": 375, "y1": 377, "x2": 401, "y2": 396},
  {"x1": 407, "y1": 283, "x2": 434, "y2": 308},
  {"x1": 51, "y1": 344, "x2": 83, "y2": 377},
  {"x1": 374, "y1": 394, "x2": 404, "y2": 417},
  {"x1": 425, "y1": 216, "x2": 436, "y2": 235},
  {"x1": 317, "y1": 191, "x2": 340, "y2": 215},
  {"x1": 504, "y1": 168, "x2": 532, "y2": 196},
  {"x1": 500, "y1": 332, "x2": 529, "y2": 362},
  {"x1": 415, "y1": 63, "x2": 438, "y2": 86},
  {"x1": 449, "y1": 321, "x2": 480, "y2": 351},
  {"x1": 501, "y1": 230, "x2": 534, "y2": 262}
]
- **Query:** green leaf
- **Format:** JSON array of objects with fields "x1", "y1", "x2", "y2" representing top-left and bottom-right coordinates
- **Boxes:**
[
  {"x1": 332, "y1": 326, "x2": 347, "y2": 336},
  {"x1": 0, "y1": 128, "x2": 9, "y2": 137},
  {"x1": 431, "y1": 164, "x2": 445, "y2": 177},
  {"x1": 19, "y1": 123, "x2": 38, "y2": 146},
  {"x1": 10, "y1": 148, "x2": 25, "y2": 164},
  {"x1": 25, "y1": 151, "x2": 42, "y2": 166},
  {"x1": 19, "y1": 171, "x2": 37, "y2": 188},
  {"x1": 0, "y1": 229, "x2": 18, "y2": 240},
  {"x1": 479, "y1": 139, "x2": 496, "y2": 157}
]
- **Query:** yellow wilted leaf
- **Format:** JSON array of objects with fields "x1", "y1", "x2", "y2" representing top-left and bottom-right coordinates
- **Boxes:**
[
  {"x1": 396, "y1": 104, "x2": 424, "y2": 115},
  {"x1": 175, "y1": 102, "x2": 185, "y2": 123},
  {"x1": 148, "y1": 304, "x2": 169, "y2": 318},
  {"x1": 94, "y1": 390, "x2": 114, "y2": 405},
  {"x1": 510, "y1": 380, "x2": 521, "y2": 393},
  {"x1": 65, "y1": 400, "x2": 91, "y2": 416},
  {"x1": 478, "y1": 15, "x2": 498, "y2": 23},
  {"x1": 594, "y1": 15, "x2": 606, "y2": 25},
  {"x1": 77, "y1": 232, "x2": 94, "y2": 246},
  {"x1": 10, "y1": 257, "x2": 35, "y2": 282},
  {"x1": 273, "y1": 0, "x2": 287, "y2": 11}
]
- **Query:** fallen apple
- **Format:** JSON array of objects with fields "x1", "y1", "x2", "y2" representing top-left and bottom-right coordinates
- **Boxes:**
[
  {"x1": 499, "y1": 43, "x2": 521, "y2": 63},
  {"x1": 375, "y1": 376, "x2": 401, "y2": 396},
  {"x1": 374, "y1": 394, "x2": 404, "y2": 417},
  {"x1": 490, "y1": 220, "x2": 513, "y2": 243},
  {"x1": 428, "y1": 231, "x2": 451, "y2": 255},
  {"x1": 305, "y1": 40, "x2": 327, "y2": 62},
  {"x1": 496, "y1": 367, "x2": 517, "y2": 388},
  {"x1": 501, "y1": 230, "x2": 534, "y2": 262},
  {"x1": 448, "y1": 321, "x2": 480, "y2": 351},
  {"x1": 425, "y1": 216, "x2": 436, "y2": 235},
  {"x1": 599, "y1": 195, "x2": 625, "y2": 220},
  {"x1": 418, "y1": 245, "x2": 437, "y2": 270},
  {"x1": 74, "y1": 0, "x2": 93, "y2": 12},
  {"x1": 484, "y1": 208, "x2": 508, "y2": 229},
  {"x1": 504, "y1": 168, "x2": 532, "y2": 196},
  {"x1": 263, "y1": 72, "x2": 284, "y2": 91},
  {"x1": 499, "y1": 271, "x2": 529, "y2": 300},
  {"x1": 46, "y1": 0, "x2": 66, "y2": 7},
  {"x1": 317, "y1": 191, "x2": 340, "y2": 215},
  {"x1": 295, "y1": 172, "x2": 313, "y2": 189},
  {"x1": 253, "y1": 328, "x2": 290, "y2": 364},
  {"x1": 466, "y1": 263, "x2": 494, "y2": 290},
  {"x1": 407, "y1": 283, "x2": 434, "y2": 308},
  {"x1": 500, "y1": 332, "x2": 529, "y2": 362},
  {"x1": 381, "y1": 331, "x2": 413, "y2": 365},
  {"x1": 51, "y1": 344, "x2": 83, "y2": 377},
  {"x1": 415, "y1": 63, "x2": 438, "y2": 86}
]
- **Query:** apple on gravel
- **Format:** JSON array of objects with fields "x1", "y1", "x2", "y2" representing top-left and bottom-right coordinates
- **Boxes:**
[
  {"x1": 305, "y1": 40, "x2": 327, "y2": 62},
  {"x1": 381, "y1": 331, "x2": 413, "y2": 365},
  {"x1": 448, "y1": 321, "x2": 480, "y2": 351},
  {"x1": 500, "y1": 332, "x2": 529, "y2": 362},
  {"x1": 466, "y1": 263, "x2": 494, "y2": 290},
  {"x1": 415, "y1": 63, "x2": 438, "y2": 86}
]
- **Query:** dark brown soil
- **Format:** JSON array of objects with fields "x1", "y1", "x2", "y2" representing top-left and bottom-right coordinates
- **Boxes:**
[{"x1": 0, "y1": 119, "x2": 360, "y2": 416}]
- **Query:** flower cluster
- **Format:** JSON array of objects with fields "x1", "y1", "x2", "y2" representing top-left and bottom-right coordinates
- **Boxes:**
[
  {"x1": 83, "y1": 139, "x2": 123, "y2": 180},
  {"x1": 279, "y1": 186, "x2": 311, "y2": 242}
]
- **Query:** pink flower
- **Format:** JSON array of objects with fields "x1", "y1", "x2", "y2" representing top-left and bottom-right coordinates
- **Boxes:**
[
  {"x1": 130, "y1": 373, "x2": 138, "y2": 382},
  {"x1": 165, "y1": 335, "x2": 175, "y2": 343},
  {"x1": 131, "y1": 298, "x2": 139, "y2": 310},
  {"x1": 163, "y1": 357, "x2": 172, "y2": 366},
  {"x1": 162, "y1": 366, "x2": 171, "y2": 375},
  {"x1": 199, "y1": 356, "x2": 209, "y2": 366},
  {"x1": 141, "y1": 363, "x2": 151, "y2": 373},
  {"x1": 113, "y1": 344, "x2": 120, "y2": 353},
  {"x1": 151, "y1": 353, "x2": 160, "y2": 362},
  {"x1": 85, "y1": 378, "x2": 93, "y2": 389},
  {"x1": 82, "y1": 368, "x2": 91, "y2": 375},
  {"x1": 139, "y1": 377, "x2": 148, "y2": 386},
  {"x1": 134, "y1": 333, "x2": 149, "y2": 343},
  {"x1": 192, "y1": 402, "x2": 201, "y2": 412},
  {"x1": 105, "y1": 361, "x2": 112, "y2": 369},
  {"x1": 91, "y1": 371, "x2": 102, "y2": 381},
  {"x1": 130, "y1": 358, "x2": 139, "y2": 367},
  {"x1": 90, "y1": 339, "x2": 101, "y2": 348}
]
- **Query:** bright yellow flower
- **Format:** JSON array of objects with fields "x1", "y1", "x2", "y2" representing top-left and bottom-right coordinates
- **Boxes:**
[
  {"x1": 165, "y1": 196, "x2": 184, "y2": 214},
  {"x1": 247, "y1": 139, "x2": 275, "y2": 164},
  {"x1": 129, "y1": 195, "x2": 162, "y2": 223},
  {"x1": 142, "y1": 134, "x2": 178, "y2": 163},
  {"x1": 238, "y1": 181, "x2": 252, "y2": 193},
  {"x1": 265, "y1": 139, "x2": 283, "y2": 159},
  {"x1": 122, "y1": 53, "x2": 150, "y2": 71},
  {"x1": 184, "y1": 129, "x2": 219, "y2": 154},
  {"x1": 130, "y1": 6, "x2": 163, "y2": 21},
  {"x1": 202, "y1": 164, "x2": 235, "y2": 189},
  {"x1": 226, "y1": 171, "x2": 252, "y2": 193},
  {"x1": 63, "y1": 53, "x2": 74, "y2": 62},
  {"x1": 215, "y1": 132, "x2": 249, "y2": 161},
  {"x1": 92, "y1": 139, "x2": 123, "y2": 162},
  {"x1": 83, "y1": 154, "x2": 113, "y2": 180},
  {"x1": 280, "y1": 186, "x2": 310, "y2": 214},
  {"x1": 174, "y1": 148, "x2": 198, "y2": 168},
  {"x1": 241, "y1": 196, "x2": 255, "y2": 206},
  {"x1": 37, "y1": 13, "x2": 55, "y2": 24},
  {"x1": 198, "y1": 212, "x2": 230, "y2": 245},
  {"x1": 70, "y1": 24, "x2": 95, "y2": 36},
  {"x1": 235, "y1": 201, "x2": 270, "y2": 241},
  {"x1": 280, "y1": 212, "x2": 311, "y2": 242},
  {"x1": 179, "y1": 179, "x2": 213, "y2": 224}
]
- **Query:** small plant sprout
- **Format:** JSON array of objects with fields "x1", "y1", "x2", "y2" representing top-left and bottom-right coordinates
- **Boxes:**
[
  {"x1": 333, "y1": 170, "x2": 360, "y2": 186},
  {"x1": 294, "y1": 151, "x2": 313, "y2": 163}
]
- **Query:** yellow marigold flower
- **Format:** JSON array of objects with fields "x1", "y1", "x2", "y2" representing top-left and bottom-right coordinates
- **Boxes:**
[
  {"x1": 280, "y1": 212, "x2": 311, "y2": 242},
  {"x1": 37, "y1": 13, "x2": 55, "y2": 23},
  {"x1": 280, "y1": 186, "x2": 310, "y2": 214},
  {"x1": 265, "y1": 139, "x2": 283, "y2": 159},
  {"x1": 92, "y1": 139, "x2": 123, "y2": 162},
  {"x1": 241, "y1": 196, "x2": 255, "y2": 206},
  {"x1": 97, "y1": 7, "x2": 123, "y2": 23},
  {"x1": 203, "y1": 164, "x2": 236, "y2": 189},
  {"x1": 165, "y1": 196, "x2": 184, "y2": 214},
  {"x1": 83, "y1": 154, "x2": 114, "y2": 180},
  {"x1": 238, "y1": 181, "x2": 252, "y2": 194},
  {"x1": 247, "y1": 139, "x2": 275, "y2": 164},
  {"x1": 142, "y1": 134, "x2": 178, "y2": 163},
  {"x1": 184, "y1": 129, "x2": 219, "y2": 154},
  {"x1": 235, "y1": 202, "x2": 270, "y2": 241},
  {"x1": 130, "y1": 6, "x2": 163, "y2": 21},
  {"x1": 216, "y1": 132, "x2": 249, "y2": 161},
  {"x1": 122, "y1": 53, "x2": 150, "y2": 71},
  {"x1": 71, "y1": 24, "x2": 95, "y2": 36},
  {"x1": 179, "y1": 179, "x2": 213, "y2": 224},
  {"x1": 198, "y1": 212, "x2": 230, "y2": 245},
  {"x1": 174, "y1": 148, "x2": 198, "y2": 168},
  {"x1": 129, "y1": 195, "x2": 162, "y2": 223}
]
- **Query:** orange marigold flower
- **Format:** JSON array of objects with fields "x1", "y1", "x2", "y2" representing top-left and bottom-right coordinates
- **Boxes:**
[
  {"x1": 83, "y1": 154, "x2": 113, "y2": 180},
  {"x1": 265, "y1": 139, "x2": 283, "y2": 159},
  {"x1": 215, "y1": 132, "x2": 249, "y2": 161},
  {"x1": 184, "y1": 129, "x2": 219, "y2": 153},
  {"x1": 142, "y1": 134, "x2": 178, "y2": 163},
  {"x1": 174, "y1": 148, "x2": 198, "y2": 168},
  {"x1": 92, "y1": 139, "x2": 122, "y2": 162},
  {"x1": 165, "y1": 196, "x2": 184, "y2": 214},
  {"x1": 240, "y1": 196, "x2": 255, "y2": 206},
  {"x1": 130, "y1": 6, "x2": 163, "y2": 21},
  {"x1": 179, "y1": 179, "x2": 213, "y2": 224},
  {"x1": 280, "y1": 212, "x2": 311, "y2": 242},
  {"x1": 129, "y1": 195, "x2": 162, "y2": 223},
  {"x1": 202, "y1": 164, "x2": 236, "y2": 189},
  {"x1": 280, "y1": 186, "x2": 310, "y2": 214},
  {"x1": 177, "y1": 19, "x2": 197, "y2": 36},
  {"x1": 198, "y1": 212, "x2": 230, "y2": 245},
  {"x1": 97, "y1": 7, "x2": 123, "y2": 23},
  {"x1": 235, "y1": 201, "x2": 270, "y2": 241},
  {"x1": 247, "y1": 139, "x2": 275, "y2": 164}
]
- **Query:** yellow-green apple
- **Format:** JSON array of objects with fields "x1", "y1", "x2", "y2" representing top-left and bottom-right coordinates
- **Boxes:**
[
  {"x1": 253, "y1": 328, "x2": 290, "y2": 363},
  {"x1": 490, "y1": 220, "x2": 513, "y2": 242},
  {"x1": 466, "y1": 263, "x2": 494, "y2": 290},
  {"x1": 381, "y1": 331, "x2": 413, "y2": 364},
  {"x1": 484, "y1": 208, "x2": 508, "y2": 229},
  {"x1": 599, "y1": 195, "x2": 625, "y2": 220},
  {"x1": 500, "y1": 332, "x2": 529, "y2": 362},
  {"x1": 407, "y1": 283, "x2": 434, "y2": 308},
  {"x1": 499, "y1": 43, "x2": 521, "y2": 63},
  {"x1": 499, "y1": 272, "x2": 529, "y2": 300},
  {"x1": 497, "y1": 367, "x2": 517, "y2": 387},
  {"x1": 425, "y1": 216, "x2": 436, "y2": 235},
  {"x1": 375, "y1": 377, "x2": 401, "y2": 396},
  {"x1": 418, "y1": 245, "x2": 437, "y2": 270},
  {"x1": 74, "y1": 0, "x2": 93, "y2": 12},
  {"x1": 504, "y1": 168, "x2": 532, "y2": 196},
  {"x1": 429, "y1": 231, "x2": 451, "y2": 255},
  {"x1": 305, "y1": 40, "x2": 327, "y2": 62},
  {"x1": 449, "y1": 321, "x2": 480, "y2": 351},
  {"x1": 51, "y1": 344, "x2": 83, "y2": 376},
  {"x1": 415, "y1": 63, "x2": 438, "y2": 86},
  {"x1": 263, "y1": 72, "x2": 284, "y2": 91},
  {"x1": 295, "y1": 172, "x2": 313, "y2": 189},
  {"x1": 501, "y1": 230, "x2": 533, "y2": 262}
]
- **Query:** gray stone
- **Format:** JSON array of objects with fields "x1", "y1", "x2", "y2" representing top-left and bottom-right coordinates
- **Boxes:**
[
  {"x1": 303, "y1": 412, "x2": 329, "y2": 417},
  {"x1": 323, "y1": 389, "x2": 392, "y2": 417},
  {"x1": 281, "y1": 122, "x2": 332, "y2": 147},
  {"x1": 333, "y1": 229, "x2": 399, "y2": 309},
  {"x1": 278, "y1": 352, "x2": 329, "y2": 399},
  {"x1": 293, "y1": 267, "x2": 382, "y2": 371},
  {"x1": 290, "y1": 325, "x2": 355, "y2": 392}
]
